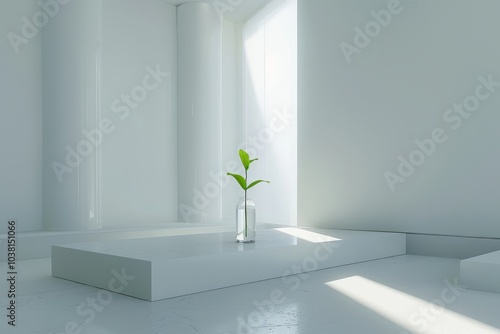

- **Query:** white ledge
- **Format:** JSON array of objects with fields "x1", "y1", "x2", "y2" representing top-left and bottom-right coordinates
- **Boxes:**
[
  {"x1": 52, "y1": 228, "x2": 406, "y2": 301},
  {"x1": 460, "y1": 250, "x2": 500, "y2": 293},
  {"x1": 0, "y1": 223, "x2": 239, "y2": 261}
]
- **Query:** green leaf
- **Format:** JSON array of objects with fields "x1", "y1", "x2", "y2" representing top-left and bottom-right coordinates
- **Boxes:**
[
  {"x1": 227, "y1": 172, "x2": 247, "y2": 190},
  {"x1": 246, "y1": 179, "x2": 270, "y2": 190},
  {"x1": 239, "y1": 149, "x2": 250, "y2": 170},
  {"x1": 249, "y1": 158, "x2": 259, "y2": 166}
]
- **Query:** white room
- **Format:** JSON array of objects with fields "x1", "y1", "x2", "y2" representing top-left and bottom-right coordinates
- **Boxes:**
[{"x1": 1, "y1": 0, "x2": 500, "y2": 333}]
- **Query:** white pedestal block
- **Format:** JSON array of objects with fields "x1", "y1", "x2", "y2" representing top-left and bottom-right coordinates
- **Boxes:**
[
  {"x1": 460, "y1": 250, "x2": 500, "y2": 293},
  {"x1": 52, "y1": 228, "x2": 405, "y2": 301}
]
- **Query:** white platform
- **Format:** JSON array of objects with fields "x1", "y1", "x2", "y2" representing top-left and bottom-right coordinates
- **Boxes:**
[
  {"x1": 52, "y1": 228, "x2": 406, "y2": 301},
  {"x1": 460, "y1": 250, "x2": 500, "y2": 293}
]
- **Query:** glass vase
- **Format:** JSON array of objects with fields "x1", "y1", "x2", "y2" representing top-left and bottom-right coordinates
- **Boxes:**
[{"x1": 236, "y1": 197, "x2": 256, "y2": 243}]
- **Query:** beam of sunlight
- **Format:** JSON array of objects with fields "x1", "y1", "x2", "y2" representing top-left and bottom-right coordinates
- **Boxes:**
[
  {"x1": 326, "y1": 276, "x2": 500, "y2": 334},
  {"x1": 276, "y1": 228, "x2": 342, "y2": 243}
]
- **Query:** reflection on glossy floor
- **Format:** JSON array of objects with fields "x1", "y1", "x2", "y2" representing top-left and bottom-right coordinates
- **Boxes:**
[{"x1": 1, "y1": 255, "x2": 500, "y2": 334}]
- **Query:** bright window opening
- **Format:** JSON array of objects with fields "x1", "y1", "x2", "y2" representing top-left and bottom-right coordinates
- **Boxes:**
[{"x1": 241, "y1": 0, "x2": 297, "y2": 226}]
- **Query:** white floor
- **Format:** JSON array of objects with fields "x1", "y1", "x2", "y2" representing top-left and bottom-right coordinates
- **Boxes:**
[{"x1": 1, "y1": 255, "x2": 500, "y2": 334}]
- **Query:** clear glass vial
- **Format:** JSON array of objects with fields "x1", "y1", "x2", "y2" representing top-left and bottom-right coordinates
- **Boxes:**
[{"x1": 236, "y1": 197, "x2": 256, "y2": 243}]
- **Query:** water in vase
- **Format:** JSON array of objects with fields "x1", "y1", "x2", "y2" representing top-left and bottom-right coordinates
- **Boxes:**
[{"x1": 236, "y1": 197, "x2": 256, "y2": 243}]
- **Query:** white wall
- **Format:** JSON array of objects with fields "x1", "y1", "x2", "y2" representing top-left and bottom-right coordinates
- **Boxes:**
[
  {"x1": 100, "y1": 0, "x2": 178, "y2": 227},
  {"x1": 221, "y1": 20, "x2": 244, "y2": 224},
  {"x1": 177, "y1": 3, "x2": 222, "y2": 223},
  {"x1": 0, "y1": 0, "x2": 43, "y2": 232},
  {"x1": 43, "y1": 0, "x2": 103, "y2": 231},
  {"x1": 2, "y1": 0, "x2": 178, "y2": 232},
  {"x1": 298, "y1": 0, "x2": 500, "y2": 238}
]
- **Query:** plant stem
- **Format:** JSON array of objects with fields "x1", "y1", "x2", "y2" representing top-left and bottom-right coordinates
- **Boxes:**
[{"x1": 244, "y1": 169, "x2": 248, "y2": 238}]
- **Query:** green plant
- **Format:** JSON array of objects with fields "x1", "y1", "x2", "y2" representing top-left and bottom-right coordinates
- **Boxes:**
[{"x1": 227, "y1": 149, "x2": 270, "y2": 237}]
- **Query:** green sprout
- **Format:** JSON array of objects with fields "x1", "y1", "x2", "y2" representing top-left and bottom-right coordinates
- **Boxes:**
[{"x1": 227, "y1": 149, "x2": 270, "y2": 237}]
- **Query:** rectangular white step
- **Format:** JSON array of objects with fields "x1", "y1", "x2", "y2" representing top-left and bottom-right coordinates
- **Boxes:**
[
  {"x1": 460, "y1": 250, "x2": 500, "y2": 293},
  {"x1": 52, "y1": 228, "x2": 406, "y2": 301}
]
